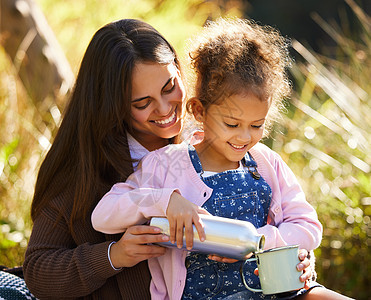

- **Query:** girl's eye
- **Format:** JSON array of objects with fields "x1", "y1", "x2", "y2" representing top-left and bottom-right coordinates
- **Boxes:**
[
  {"x1": 252, "y1": 124, "x2": 263, "y2": 129},
  {"x1": 133, "y1": 100, "x2": 151, "y2": 110},
  {"x1": 224, "y1": 122, "x2": 238, "y2": 128}
]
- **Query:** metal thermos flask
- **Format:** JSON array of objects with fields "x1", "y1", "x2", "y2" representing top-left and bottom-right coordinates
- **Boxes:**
[{"x1": 150, "y1": 214, "x2": 265, "y2": 260}]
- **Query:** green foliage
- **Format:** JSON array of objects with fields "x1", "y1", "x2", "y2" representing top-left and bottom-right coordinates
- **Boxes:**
[
  {"x1": 268, "y1": 1, "x2": 370, "y2": 298},
  {"x1": 0, "y1": 0, "x2": 369, "y2": 298},
  {"x1": 36, "y1": 0, "x2": 243, "y2": 73},
  {"x1": 0, "y1": 0, "x2": 243, "y2": 268}
]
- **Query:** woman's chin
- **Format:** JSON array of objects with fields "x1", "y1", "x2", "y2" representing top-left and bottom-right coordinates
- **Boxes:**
[{"x1": 158, "y1": 121, "x2": 182, "y2": 139}]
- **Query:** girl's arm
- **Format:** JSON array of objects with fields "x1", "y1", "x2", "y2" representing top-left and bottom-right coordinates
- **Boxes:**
[
  {"x1": 92, "y1": 151, "x2": 177, "y2": 234},
  {"x1": 256, "y1": 152, "x2": 323, "y2": 251},
  {"x1": 91, "y1": 151, "x2": 207, "y2": 249}
]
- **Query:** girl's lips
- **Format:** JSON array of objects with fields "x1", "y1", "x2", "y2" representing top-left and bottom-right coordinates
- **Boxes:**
[
  {"x1": 228, "y1": 142, "x2": 248, "y2": 151},
  {"x1": 151, "y1": 107, "x2": 178, "y2": 128}
]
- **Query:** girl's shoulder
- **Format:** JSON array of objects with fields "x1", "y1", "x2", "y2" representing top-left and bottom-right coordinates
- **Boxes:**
[
  {"x1": 250, "y1": 142, "x2": 282, "y2": 162},
  {"x1": 140, "y1": 142, "x2": 189, "y2": 165}
]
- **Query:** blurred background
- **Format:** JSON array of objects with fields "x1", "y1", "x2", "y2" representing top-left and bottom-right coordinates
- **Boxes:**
[{"x1": 0, "y1": 0, "x2": 370, "y2": 298}]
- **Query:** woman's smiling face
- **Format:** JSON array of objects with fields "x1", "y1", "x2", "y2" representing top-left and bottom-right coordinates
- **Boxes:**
[{"x1": 130, "y1": 62, "x2": 185, "y2": 150}]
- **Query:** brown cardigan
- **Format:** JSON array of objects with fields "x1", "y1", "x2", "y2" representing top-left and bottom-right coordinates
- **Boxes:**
[{"x1": 23, "y1": 186, "x2": 151, "y2": 300}]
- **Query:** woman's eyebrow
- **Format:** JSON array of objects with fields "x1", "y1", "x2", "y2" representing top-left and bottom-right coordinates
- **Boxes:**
[
  {"x1": 132, "y1": 96, "x2": 149, "y2": 103},
  {"x1": 131, "y1": 77, "x2": 173, "y2": 103}
]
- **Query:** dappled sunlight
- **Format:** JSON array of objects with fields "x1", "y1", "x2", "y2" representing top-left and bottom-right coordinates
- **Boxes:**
[{"x1": 0, "y1": 0, "x2": 368, "y2": 298}]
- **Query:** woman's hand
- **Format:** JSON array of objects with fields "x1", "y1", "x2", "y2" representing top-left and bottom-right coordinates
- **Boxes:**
[
  {"x1": 253, "y1": 248, "x2": 313, "y2": 289},
  {"x1": 166, "y1": 191, "x2": 209, "y2": 250},
  {"x1": 109, "y1": 225, "x2": 170, "y2": 268}
]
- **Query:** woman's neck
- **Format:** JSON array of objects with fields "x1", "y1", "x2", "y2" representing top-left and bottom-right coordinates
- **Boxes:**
[{"x1": 133, "y1": 134, "x2": 170, "y2": 152}]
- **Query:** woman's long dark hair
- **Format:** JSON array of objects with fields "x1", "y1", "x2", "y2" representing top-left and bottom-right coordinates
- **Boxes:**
[{"x1": 31, "y1": 19, "x2": 181, "y2": 229}]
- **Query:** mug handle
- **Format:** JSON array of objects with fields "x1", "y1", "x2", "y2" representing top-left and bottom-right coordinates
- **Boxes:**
[{"x1": 239, "y1": 258, "x2": 263, "y2": 293}]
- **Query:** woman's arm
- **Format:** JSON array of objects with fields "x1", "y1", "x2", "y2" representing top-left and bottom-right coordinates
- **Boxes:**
[
  {"x1": 23, "y1": 200, "x2": 169, "y2": 298},
  {"x1": 23, "y1": 205, "x2": 119, "y2": 298}
]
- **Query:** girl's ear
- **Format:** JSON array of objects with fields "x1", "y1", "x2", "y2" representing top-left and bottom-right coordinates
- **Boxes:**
[{"x1": 189, "y1": 97, "x2": 205, "y2": 122}]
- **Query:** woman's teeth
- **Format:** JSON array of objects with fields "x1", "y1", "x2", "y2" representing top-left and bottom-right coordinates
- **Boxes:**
[{"x1": 154, "y1": 111, "x2": 176, "y2": 125}]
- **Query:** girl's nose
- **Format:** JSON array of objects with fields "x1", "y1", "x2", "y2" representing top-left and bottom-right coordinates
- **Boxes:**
[{"x1": 237, "y1": 128, "x2": 251, "y2": 143}]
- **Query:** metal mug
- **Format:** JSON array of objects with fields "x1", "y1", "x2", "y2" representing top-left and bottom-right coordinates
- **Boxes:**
[{"x1": 240, "y1": 245, "x2": 304, "y2": 294}]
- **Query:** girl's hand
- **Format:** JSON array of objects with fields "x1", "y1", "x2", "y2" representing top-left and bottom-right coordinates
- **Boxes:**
[
  {"x1": 208, "y1": 252, "x2": 254, "y2": 263},
  {"x1": 110, "y1": 225, "x2": 170, "y2": 268},
  {"x1": 297, "y1": 249, "x2": 312, "y2": 289},
  {"x1": 166, "y1": 191, "x2": 209, "y2": 250},
  {"x1": 253, "y1": 249, "x2": 312, "y2": 289}
]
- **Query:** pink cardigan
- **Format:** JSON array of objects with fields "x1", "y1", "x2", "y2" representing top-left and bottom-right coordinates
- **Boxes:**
[{"x1": 92, "y1": 141, "x2": 322, "y2": 300}]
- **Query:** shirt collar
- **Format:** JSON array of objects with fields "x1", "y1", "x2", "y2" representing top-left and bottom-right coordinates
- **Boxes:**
[{"x1": 127, "y1": 133, "x2": 150, "y2": 171}]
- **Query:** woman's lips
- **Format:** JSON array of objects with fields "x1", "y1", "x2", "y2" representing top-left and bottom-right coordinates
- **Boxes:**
[{"x1": 151, "y1": 108, "x2": 177, "y2": 128}]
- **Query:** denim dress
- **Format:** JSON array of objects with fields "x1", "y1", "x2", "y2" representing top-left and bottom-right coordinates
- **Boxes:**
[{"x1": 182, "y1": 146, "x2": 275, "y2": 300}]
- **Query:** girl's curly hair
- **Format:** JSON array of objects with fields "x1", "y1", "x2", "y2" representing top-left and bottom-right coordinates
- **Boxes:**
[{"x1": 186, "y1": 17, "x2": 292, "y2": 137}]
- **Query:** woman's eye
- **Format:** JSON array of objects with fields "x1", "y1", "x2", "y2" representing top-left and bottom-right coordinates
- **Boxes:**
[
  {"x1": 134, "y1": 100, "x2": 151, "y2": 110},
  {"x1": 163, "y1": 81, "x2": 176, "y2": 94},
  {"x1": 252, "y1": 124, "x2": 263, "y2": 129},
  {"x1": 225, "y1": 122, "x2": 238, "y2": 128}
]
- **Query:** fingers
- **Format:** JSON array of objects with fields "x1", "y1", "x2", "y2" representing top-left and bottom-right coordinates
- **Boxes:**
[
  {"x1": 207, "y1": 254, "x2": 238, "y2": 263},
  {"x1": 113, "y1": 227, "x2": 170, "y2": 268},
  {"x1": 197, "y1": 207, "x2": 211, "y2": 215},
  {"x1": 296, "y1": 249, "x2": 310, "y2": 282},
  {"x1": 299, "y1": 261, "x2": 312, "y2": 283},
  {"x1": 296, "y1": 254, "x2": 310, "y2": 274},
  {"x1": 176, "y1": 218, "x2": 184, "y2": 249},
  {"x1": 127, "y1": 225, "x2": 162, "y2": 235},
  {"x1": 166, "y1": 192, "x2": 207, "y2": 249},
  {"x1": 298, "y1": 249, "x2": 309, "y2": 261},
  {"x1": 134, "y1": 244, "x2": 168, "y2": 256},
  {"x1": 192, "y1": 214, "x2": 205, "y2": 243},
  {"x1": 296, "y1": 249, "x2": 312, "y2": 287},
  {"x1": 184, "y1": 218, "x2": 194, "y2": 250},
  {"x1": 175, "y1": 212, "x2": 206, "y2": 250},
  {"x1": 243, "y1": 252, "x2": 254, "y2": 260},
  {"x1": 126, "y1": 226, "x2": 170, "y2": 244},
  {"x1": 168, "y1": 217, "x2": 176, "y2": 245}
]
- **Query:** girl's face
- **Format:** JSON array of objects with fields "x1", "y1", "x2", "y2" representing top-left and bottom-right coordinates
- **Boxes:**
[
  {"x1": 194, "y1": 93, "x2": 269, "y2": 171},
  {"x1": 130, "y1": 62, "x2": 185, "y2": 150}
]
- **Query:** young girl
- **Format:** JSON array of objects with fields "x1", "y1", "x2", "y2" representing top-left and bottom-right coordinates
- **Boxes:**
[{"x1": 92, "y1": 17, "x2": 323, "y2": 300}]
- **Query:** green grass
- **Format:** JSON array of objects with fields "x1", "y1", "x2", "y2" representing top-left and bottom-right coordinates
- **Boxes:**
[{"x1": 268, "y1": 1, "x2": 370, "y2": 297}]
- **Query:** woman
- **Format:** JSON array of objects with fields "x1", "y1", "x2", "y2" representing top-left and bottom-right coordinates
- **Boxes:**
[{"x1": 23, "y1": 18, "x2": 317, "y2": 299}]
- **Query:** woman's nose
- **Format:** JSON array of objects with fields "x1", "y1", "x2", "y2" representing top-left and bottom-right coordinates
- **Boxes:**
[{"x1": 156, "y1": 97, "x2": 172, "y2": 116}]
